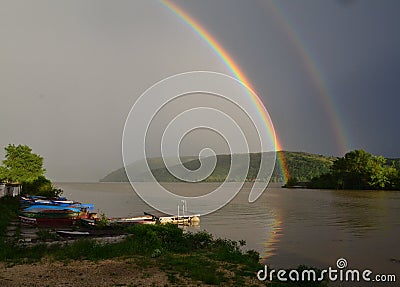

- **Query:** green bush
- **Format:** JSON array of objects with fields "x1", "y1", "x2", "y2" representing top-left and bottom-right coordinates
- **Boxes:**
[
  {"x1": 0, "y1": 222, "x2": 330, "y2": 286},
  {"x1": 0, "y1": 196, "x2": 20, "y2": 236},
  {"x1": 22, "y1": 176, "x2": 63, "y2": 197}
]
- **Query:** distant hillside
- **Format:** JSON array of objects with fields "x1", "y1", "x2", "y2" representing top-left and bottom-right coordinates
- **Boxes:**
[
  {"x1": 272, "y1": 151, "x2": 335, "y2": 182},
  {"x1": 148, "y1": 152, "x2": 276, "y2": 182},
  {"x1": 100, "y1": 151, "x2": 335, "y2": 183},
  {"x1": 100, "y1": 156, "x2": 198, "y2": 182}
]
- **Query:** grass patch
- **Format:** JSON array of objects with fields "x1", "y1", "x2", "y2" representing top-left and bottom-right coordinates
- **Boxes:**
[
  {"x1": 160, "y1": 253, "x2": 226, "y2": 285},
  {"x1": 0, "y1": 196, "x2": 20, "y2": 236},
  {"x1": 0, "y1": 224, "x2": 262, "y2": 284},
  {"x1": 36, "y1": 229, "x2": 58, "y2": 241},
  {"x1": 0, "y1": 207, "x2": 328, "y2": 286}
]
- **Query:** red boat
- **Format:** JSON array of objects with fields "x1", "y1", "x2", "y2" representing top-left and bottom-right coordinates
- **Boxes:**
[{"x1": 19, "y1": 212, "x2": 90, "y2": 227}]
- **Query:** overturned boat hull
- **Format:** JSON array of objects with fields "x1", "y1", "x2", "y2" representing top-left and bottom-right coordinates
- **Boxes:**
[
  {"x1": 80, "y1": 215, "x2": 156, "y2": 228},
  {"x1": 19, "y1": 215, "x2": 79, "y2": 227}
]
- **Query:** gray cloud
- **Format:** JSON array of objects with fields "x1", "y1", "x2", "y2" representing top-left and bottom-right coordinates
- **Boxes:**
[{"x1": 1, "y1": 0, "x2": 399, "y2": 181}]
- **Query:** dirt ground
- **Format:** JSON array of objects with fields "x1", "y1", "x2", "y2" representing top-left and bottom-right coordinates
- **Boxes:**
[
  {"x1": 0, "y1": 258, "x2": 266, "y2": 287},
  {"x1": 0, "y1": 259, "x2": 189, "y2": 287}
]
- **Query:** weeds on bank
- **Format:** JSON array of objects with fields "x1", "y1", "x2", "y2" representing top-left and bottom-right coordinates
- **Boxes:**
[
  {"x1": 0, "y1": 196, "x2": 19, "y2": 236},
  {"x1": 0, "y1": 224, "x2": 261, "y2": 284},
  {"x1": 0, "y1": 209, "x2": 328, "y2": 286},
  {"x1": 36, "y1": 229, "x2": 58, "y2": 241}
]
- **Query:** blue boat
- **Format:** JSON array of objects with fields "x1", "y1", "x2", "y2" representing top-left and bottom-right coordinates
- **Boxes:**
[
  {"x1": 28, "y1": 202, "x2": 94, "y2": 210},
  {"x1": 20, "y1": 196, "x2": 94, "y2": 211},
  {"x1": 23, "y1": 205, "x2": 82, "y2": 213}
]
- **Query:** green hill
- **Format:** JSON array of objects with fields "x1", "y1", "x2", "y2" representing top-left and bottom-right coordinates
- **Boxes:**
[
  {"x1": 100, "y1": 151, "x2": 335, "y2": 183},
  {"x1": 100, "y1": 156, "x2": 198, "y2": 182},
  {"x1": 272, "y1": 151, "x2": 335, "y2": 182}
]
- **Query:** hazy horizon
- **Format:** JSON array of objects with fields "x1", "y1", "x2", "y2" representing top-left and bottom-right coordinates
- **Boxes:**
[{"x1": 1, "y1": 0, "x2": 399, "y2": 181}]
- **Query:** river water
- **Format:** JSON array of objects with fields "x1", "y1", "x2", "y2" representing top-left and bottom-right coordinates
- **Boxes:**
[{"x1": 57, "y1": 182, "x2": 400, "y2": 284}]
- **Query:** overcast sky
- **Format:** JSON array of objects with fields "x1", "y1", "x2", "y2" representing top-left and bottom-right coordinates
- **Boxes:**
[{"x1": 1, "y1": 0, "x2": 399, "y2": 181}]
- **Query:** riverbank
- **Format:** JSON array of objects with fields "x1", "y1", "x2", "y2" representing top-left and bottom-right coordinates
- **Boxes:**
[
  {"x1": 0, "y1": 196, "x2": 329, "y2": 286},
  {"x1": 0, "y1": 225, "x2": 265, "y2": 286},
  {"x1": 0, "y1": 197, "x2": 254, "y2": 285},
  {"x1": 0, "y1": 259, "x2": 169, "y2": 287}
]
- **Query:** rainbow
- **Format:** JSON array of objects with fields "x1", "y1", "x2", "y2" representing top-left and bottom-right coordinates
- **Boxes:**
[
  {"x1": 262, "y1": 1, "x2": 349, "y2": 155},
  {"x1": 263, "y1": 211, "x2": 284, "y2": 260},
  {"x1": 161, "y1": 0, "x2": 290, "y2": 182}
]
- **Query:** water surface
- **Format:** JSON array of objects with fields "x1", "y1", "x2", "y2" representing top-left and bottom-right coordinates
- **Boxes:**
[{"x1": 57, "y1": 182, "x2": 400, "y2": 282}]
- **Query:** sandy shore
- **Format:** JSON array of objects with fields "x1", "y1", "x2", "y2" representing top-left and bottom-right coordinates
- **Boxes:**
[
  {"x1": 1, "y1": 259, "x2": 171, "y2": 287},
  {"x1": 0, "y1": 258, "x2": 264, "y2": 287}
]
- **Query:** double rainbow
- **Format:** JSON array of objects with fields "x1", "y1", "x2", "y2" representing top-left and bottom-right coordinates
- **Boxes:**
[{"x1": 161, "y1": 0, "x2": 290, "y2": 182}]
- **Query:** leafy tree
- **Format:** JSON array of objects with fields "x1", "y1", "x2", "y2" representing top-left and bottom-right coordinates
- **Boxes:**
[
  {"x1": 0, "y1": 166, "x2": 8, "y2": 181},
  {"x1": 331, "y1": 150, "x2": 387, "y2": 189},
  {"x1": 284, "y1": 177, "x2": 299, "y2": 187},
  {"x1": 0, "y1": 144, "x2": 62, "y2": 197},
  {"x1": 384, "y1": 165, "x2": 400, "y2": 190},
  {"x1": 309, "y1": 149, "x2": 400, "y2": 190},
  {"x1": 22, "y1": 175, "x2": 63, "y2": 197},
  {"x1": 307, "y1": 173, "x2": 336, "y2": 189},
  {"x1": 0, "y1": 144, "x2": 45, "y2": 183}
]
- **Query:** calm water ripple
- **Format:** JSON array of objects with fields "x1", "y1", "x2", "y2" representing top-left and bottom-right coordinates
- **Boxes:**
[{"x1": 57, "y1": 182, "x2": 400, "y2": 282}]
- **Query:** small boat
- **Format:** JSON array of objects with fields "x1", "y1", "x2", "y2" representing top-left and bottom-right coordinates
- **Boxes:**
[
  {"x1": 145, "y1": 201, "x2": 200, "y2": 226},
  {"x1": 19, "y1": 215, "x2": 37, "y2": 225},
  {"x1": 19, "y1": 208, "x2": 83, "y2": 219},
  {"x1": 56, "y1": 229, "x2": 125, "y2": 237},
  {"x1": 159, "y1": 215, "x2": 200, "y2": 225},
  {"x1": 56, "y1": 230, "x2": 90, "y2": 237},
  {"x1": 30, "y1": 202, "x2": 94, "y2": 211},
  {"x1": 65, "y1": 203, "x2": 94, "y2": 210},
  {"x1": 34, "y1": 199, "x2": 75, "y2": 205},
  {"x1": 19, "y1": 215, "x2": 79, "y2": 227},
  {"x1": 109, "y1": 215, "x2": 156, "y2": 225},
  {"x1": 23, "y1": 205, "x2": 82, "y2": 213},
  {"x1": 21, "y1": 196, "x2": 73, "y2": 205},
  {"x1": 80, "y1": 215, "x2": 156, "y2": 228},
  {"x1": 19, "y1": 195, "x2": 92, "y2": 227},
  {"x1": 80, "y1": 218, "x2": 97, "y2": 227},
  {"x1": 20, "y1": 196, "x2": 94, "y2": 211}
]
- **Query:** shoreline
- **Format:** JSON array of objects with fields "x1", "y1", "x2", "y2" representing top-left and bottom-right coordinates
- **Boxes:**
[
  {"x1": 0, "y1": 197, "x2": 272, "y2": 286},
  {"x1": 0, "y1": 258, "x2": 174, "y2": 287},
  {"x1": 0, "y1": 257, "x2": 266, "y2": 287}
]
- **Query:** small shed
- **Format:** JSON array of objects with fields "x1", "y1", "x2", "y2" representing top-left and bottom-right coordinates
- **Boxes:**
[{"x1": 0, "y1": 183, "x2": 21, "y2": 197}]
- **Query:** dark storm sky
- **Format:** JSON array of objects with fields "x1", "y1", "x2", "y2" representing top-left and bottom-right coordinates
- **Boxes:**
[
  {"x1": 176, "y1": 0, "x2": 400, "y2": 157},
  {"x1": 1, "y1": 0, "x2": 399, "y2": 181}
]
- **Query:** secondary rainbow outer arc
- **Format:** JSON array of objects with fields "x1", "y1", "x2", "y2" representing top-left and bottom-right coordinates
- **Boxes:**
[
  {"x1": 266, "y1": 1, "x2": 349, "y2": 155},
  {"x1": 161, "y1": 0, "x2": 290, "y2": 183}
]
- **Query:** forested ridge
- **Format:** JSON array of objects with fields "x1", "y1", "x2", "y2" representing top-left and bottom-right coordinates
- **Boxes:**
[{"x1": 100, "y1": 151, "x2": 336, "y2": 183}]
